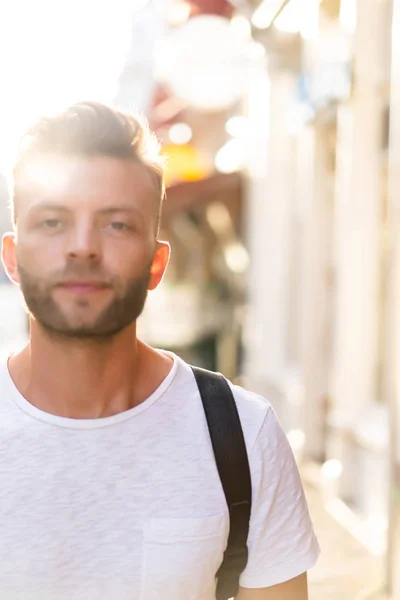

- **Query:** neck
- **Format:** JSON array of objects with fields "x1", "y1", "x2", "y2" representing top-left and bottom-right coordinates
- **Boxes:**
[{"x1": 8, "y1": 320, "x2": 173, "y2": 419}]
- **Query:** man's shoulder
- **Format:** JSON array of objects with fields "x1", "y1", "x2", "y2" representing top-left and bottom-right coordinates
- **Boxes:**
[
  {"x1": 229, "y1": 381, "x2": 271, "y2": 416},
  {"x1": 172, "y1": 355, "x2": 277, "y2": 457},
  {"x1": 225, "y1": 380, "x2": 274, "y2": 458}
]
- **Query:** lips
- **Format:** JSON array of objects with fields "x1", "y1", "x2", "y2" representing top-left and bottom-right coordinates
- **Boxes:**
[{"x1": 57, "y1": 281, "x2": 110, "y2": 293}]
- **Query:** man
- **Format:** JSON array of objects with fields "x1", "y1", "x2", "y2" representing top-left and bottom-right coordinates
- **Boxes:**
[{"x1": 0, "y1": 102, "x2": 319, "y2": 599}]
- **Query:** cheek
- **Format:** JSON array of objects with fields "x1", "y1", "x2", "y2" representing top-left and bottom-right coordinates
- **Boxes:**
[
  {"x1": 15, "y1": 246, "x2": 36, "y2": 271},
  {"x1": 106, "y1": 239, "x2": 154, "y2": 271},
  {"x1": 15, "y1": 242, "x2": 57, "y2": 274}
]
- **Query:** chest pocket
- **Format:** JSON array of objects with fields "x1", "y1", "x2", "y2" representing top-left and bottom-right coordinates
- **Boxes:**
[{"x1": 139, "y1": 514, "x2": 228, "y2": 600}]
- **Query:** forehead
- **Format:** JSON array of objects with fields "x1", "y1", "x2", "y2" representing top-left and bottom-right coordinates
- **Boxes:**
[{"x1": 15, "y1": 154, "x2": 158, "y2": 217}]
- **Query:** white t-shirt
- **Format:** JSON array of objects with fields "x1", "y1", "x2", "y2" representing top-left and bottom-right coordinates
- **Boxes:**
[{"x1": 0, "y1": 352, "x2": 319, "y2": 600}]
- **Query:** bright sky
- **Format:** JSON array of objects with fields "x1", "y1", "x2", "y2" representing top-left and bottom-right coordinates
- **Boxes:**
[{"x1": 0, "y1": 0, "x2": 151, "y2": 171}]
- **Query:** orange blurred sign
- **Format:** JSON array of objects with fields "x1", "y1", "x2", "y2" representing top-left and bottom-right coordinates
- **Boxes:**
[{"x1": 162, "y1": 143, "x2": 211, "y2": 186}]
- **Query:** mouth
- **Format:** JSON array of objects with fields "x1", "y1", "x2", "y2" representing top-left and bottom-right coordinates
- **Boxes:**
[{"x1": 57, "y1": 281, "x2": 111, "y2": 294}]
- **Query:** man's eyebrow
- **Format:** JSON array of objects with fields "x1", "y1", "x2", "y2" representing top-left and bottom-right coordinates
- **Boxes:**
[
  {"x1": 98, "y1": 206, "x2": 141, "y2": 215},
  {"x1": 27, "y1": 203, "x2": 69, "y2": 214}
]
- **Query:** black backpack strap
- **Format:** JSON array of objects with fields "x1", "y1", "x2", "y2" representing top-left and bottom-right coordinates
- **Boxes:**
[{"x1": 191, "y1": 366, "x2": 252, "y2": 600}]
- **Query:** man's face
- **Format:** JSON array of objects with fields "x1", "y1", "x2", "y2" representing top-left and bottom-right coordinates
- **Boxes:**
[{"x1": 2, "y1": 155, "x2": 169, "y2": 339}]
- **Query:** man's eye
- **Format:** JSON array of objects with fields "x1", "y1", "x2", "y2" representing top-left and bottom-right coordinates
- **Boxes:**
[
  {"x1": 110, "y1": 222, "x2": 129, "y2": 231},
  {"x1": 42, "y1": 219, "x2": 62, "y2": 229}
]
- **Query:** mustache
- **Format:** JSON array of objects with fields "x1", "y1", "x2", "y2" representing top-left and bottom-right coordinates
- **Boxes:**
[{"x1": 51, "y1": 268, "x2": 113, "y2": 286}]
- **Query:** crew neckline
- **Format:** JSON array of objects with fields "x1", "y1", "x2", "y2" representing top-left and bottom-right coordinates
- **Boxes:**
[{"x1": 1, "y1": 351, "x2": 178, "y2": 429}]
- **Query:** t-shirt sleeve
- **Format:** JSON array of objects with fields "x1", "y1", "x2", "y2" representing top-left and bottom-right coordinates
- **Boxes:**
[{"x1": 239, "y1": 404, "x2": 320, "y2": 589}]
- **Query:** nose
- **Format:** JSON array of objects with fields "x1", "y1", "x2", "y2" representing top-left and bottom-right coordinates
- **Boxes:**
[{"x1": 66, "y1": 222, "x2": 102, "y2": 262}]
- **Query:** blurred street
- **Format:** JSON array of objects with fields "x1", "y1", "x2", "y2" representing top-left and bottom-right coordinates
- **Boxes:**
[{"x1": 306, "y1": 481, "x2": 385, "y2": 600}]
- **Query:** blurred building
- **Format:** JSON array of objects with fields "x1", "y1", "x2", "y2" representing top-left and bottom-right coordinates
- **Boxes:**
[{"x1": 237, "y1": 0, "x2": 399, "y2": 595}]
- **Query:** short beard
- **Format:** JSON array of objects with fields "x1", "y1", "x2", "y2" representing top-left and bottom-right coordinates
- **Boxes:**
[{"x1": 17, "y1": 263, "x2": 151, "y2": 342}]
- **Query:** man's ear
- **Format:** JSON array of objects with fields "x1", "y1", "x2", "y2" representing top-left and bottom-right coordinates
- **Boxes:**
[
  {"x1": 1, "y1": 233, "x2": 20, "y2": 285},
  {"x1": 148, "y1": 241, "x2": 171, "y2": 291}
]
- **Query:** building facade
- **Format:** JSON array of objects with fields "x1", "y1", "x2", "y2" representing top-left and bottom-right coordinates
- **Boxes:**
[{"x1": 242, "y1": 0, "x2": 399, "y2": 595}]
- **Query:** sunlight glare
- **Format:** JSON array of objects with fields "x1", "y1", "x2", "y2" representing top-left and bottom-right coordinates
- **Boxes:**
[{"x1": 0, "y1": 0, "x2": 138, "y2": 170}]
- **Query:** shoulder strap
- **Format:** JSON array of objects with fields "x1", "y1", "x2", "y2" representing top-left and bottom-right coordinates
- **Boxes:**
[{"x1": 191, "y1": 366, "x2": 252, "y2": 600}]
